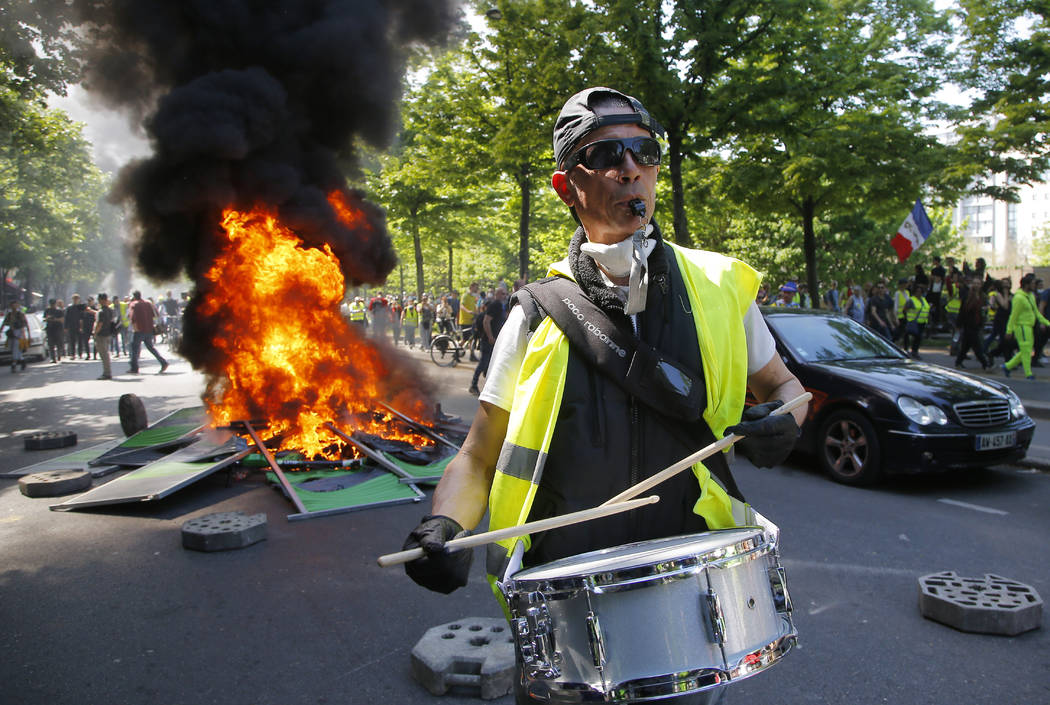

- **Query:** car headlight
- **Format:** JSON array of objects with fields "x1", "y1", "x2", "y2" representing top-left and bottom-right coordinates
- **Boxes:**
[
  {"x1": 1005, "y1": 390, "x2": 1026, "y2": 418},
  {"x1": 897, "y1": 395, "x2": 949, "y2": 426}
]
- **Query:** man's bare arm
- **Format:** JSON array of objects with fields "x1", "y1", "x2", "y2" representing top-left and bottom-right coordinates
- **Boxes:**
[
  {"x1": 431, "y1": 401, "x2": 510, "y2": 530},
  {"x1": 747, "y1": 353, "x2": 808, "y2": 426}
]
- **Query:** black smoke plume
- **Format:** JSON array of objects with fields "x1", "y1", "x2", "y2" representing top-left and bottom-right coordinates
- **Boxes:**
[{"x1": 73, "y1": 0, "x2": 457, "y2": 372}]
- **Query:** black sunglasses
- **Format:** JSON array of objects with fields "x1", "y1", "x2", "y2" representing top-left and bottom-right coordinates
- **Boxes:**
[{"x1": 564, "y1": 136, "x2": 662, "y2": 171}]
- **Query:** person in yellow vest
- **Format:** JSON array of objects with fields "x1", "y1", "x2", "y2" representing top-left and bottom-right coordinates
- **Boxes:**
[
  {"x1": 902, "y1": 282, "x2": 930, "y2": 359},
  {"x1": 1003, "y1": 273, "x2": 1050, "y2": 379},
  {"x1": 892, "y1": 278, "x2": 910, "y2": 342},
  {"x1": 346, "y1": 296, "x2": 367, "y2": 331},
  {"x1": 459, "y1": 281, "x2": 480, "y2": 362},
  {"x1": 399, "y1": 88, "x2": 808, "y2": 704},
  {"x1": 401, "y1": 296, "x2": 419, "y2": 349}
]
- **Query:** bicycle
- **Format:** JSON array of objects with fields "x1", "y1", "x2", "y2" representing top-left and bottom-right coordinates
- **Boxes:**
[{"x1": 429, "y1": 325, "x2": 480, "y2": 367}]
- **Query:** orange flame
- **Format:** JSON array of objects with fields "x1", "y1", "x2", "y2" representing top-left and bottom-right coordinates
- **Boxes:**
[{"x1": 201, "y1": 192, "x2": 430, "y2": 457}]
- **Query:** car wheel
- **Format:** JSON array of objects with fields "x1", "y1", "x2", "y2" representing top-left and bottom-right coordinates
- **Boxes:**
[{"x1": 818, "y1": 409, "x2": 882, "y2": 485}]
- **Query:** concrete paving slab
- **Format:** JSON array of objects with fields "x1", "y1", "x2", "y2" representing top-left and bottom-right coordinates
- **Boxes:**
[
  {"x1": 182, "y1": 511, "x2": 267, "y2": 551},
  {"x1": 18, "y1": 469, "x2": 92, "y2": 497},
  {"x1": 919, "y1": 570, "x2": 1043, "y2": 635},
  {"x1": 411, "y1": 617, "x2": 516, "y2": 700}
]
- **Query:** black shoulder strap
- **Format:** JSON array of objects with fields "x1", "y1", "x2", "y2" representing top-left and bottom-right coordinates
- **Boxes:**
[{"x1": 519, "y1": 277, "x2": 706, "y2": 422}]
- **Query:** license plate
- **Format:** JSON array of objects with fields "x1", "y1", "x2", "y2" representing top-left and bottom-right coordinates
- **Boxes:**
[{"x1": 975, "y1": 431, "x2": 1016, "y2": 450}]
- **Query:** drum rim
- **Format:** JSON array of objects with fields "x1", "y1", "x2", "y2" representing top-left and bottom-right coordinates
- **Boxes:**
[
  {"x1": 511, "y1": 528, "x2": 771, "y2": 594},
  {"x1": 523, "y1": 625, "x2": 797, "y2": 703}
]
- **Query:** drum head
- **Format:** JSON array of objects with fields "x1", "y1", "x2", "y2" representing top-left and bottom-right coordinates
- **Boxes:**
[{"x1": 513, "y1": 528, "x2": 765, "y2": 584}]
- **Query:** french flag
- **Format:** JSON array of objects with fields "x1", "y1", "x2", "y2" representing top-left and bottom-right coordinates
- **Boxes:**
[{"x1": 890, "y1": 199, "x2": 933, "y2": 263}]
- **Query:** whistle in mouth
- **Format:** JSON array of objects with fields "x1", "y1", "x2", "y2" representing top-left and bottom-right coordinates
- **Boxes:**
[{"x1": 628, "y1": 199, "x2": 646, "y2": 217}]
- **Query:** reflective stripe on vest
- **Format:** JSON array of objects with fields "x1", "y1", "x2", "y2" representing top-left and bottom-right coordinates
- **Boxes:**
[
  {"x1": 403, "y1": 307, "x2": 418, "y2": 325},
  {"x1": 348, "y1": 304, "x2": 366, "y2": 321},
  {"x1": 905, "y1": 296, "x2": 930, "y2": 323},
  {"x1": 484, "y1": 242, "x2": 759, "y2": 605},
  {"x1": 945, "y1": 296, "x2": 961, "y2": 314}
]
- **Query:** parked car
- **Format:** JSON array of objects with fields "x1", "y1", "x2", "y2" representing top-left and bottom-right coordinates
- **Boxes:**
[
  {"x1": 0, "y1": 311, "x2": 46, "y2": 364},
  {"x1": 760, "y1": 307, "x2": 1034, "y2": 485}
]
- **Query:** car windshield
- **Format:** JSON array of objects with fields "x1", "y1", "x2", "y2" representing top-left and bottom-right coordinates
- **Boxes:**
[{"x1": 766, "y1": 313, "x2": 906, "y2": 363}]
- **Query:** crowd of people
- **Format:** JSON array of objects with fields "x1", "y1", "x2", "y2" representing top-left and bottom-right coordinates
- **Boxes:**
[
  {"x1": 762, "y1": 255, "x2": 1050, "y2": 378},
  {"x1": 2, "y1": 290, "x2": 186, "y2": 378},
  {"x1": 342, "y1": 279, "x2": 524, "y2": 396}
]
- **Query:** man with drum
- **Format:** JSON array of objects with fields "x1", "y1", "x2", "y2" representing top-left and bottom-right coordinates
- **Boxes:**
[{"x1": 401, "y1": 87, "x2": 808, "y2": 703}]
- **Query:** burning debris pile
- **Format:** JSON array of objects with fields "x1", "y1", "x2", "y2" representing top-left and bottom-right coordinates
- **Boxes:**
[{"x1": 74, "y1": 0, "x2": 458, "y2": 455}]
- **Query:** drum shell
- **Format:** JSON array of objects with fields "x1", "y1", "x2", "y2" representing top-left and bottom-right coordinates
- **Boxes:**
[{"x1": 507, "y1": 529, "x2": 795, "y2": 703}]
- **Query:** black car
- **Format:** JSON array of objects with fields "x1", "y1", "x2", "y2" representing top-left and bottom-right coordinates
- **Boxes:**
[{"x1": 760, "y1": 307, "x2": 1034, "y2": 485}]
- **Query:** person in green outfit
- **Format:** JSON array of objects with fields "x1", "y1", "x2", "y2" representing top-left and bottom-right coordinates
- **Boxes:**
[{"x1": 1003, "y1": 273, "x2": 1050, "y2": 379}]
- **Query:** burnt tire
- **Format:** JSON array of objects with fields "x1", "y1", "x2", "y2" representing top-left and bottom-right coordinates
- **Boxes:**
[
  {"x1": 118, "y1": 393, "x2": 148, "y2": 437},
  {"x1": 24, "y1": 431, "x2": 77, "y2": 451},
  {"x1": 817, "y1": 409, "x2": 882, "y2": 486},
  {"x1": 18, "y1": 470, "x2": 92, "y2": 497}
]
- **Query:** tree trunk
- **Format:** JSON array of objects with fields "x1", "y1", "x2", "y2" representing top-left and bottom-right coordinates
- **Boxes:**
[
  {"x1": 802, "y1": 197, "x2": 820, "y2": 308},
  {"x1": 411, "y1": 218, "x2": 424, "y2": 300},
  {"x1": 0, "y1": 267, "x2": 6, "y2": 309},
  {"x1": 667, "y1": 130, "x2": 690, "y2": 246},
  {"x1": 447, "y1": 241, "x2": 453, "y2": 293},
  {"x1": 517, "y1": 168, "x2": 531, "y2": 281}
]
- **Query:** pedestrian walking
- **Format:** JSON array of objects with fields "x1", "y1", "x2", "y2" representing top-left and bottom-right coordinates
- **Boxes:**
[
  {"x1": 128, "y1": 290, "x2": 168, "y2": 374},
  {"x1": 902, "y1": 282, "x2": 930, "y2": 359},
  {"x1": 64, "y1": 294, "x2": 83, "y2": 358},
  {"x1": 469, "y1": 287, "x2": 506, "y2": 396},
  {"x1": 418, "y1": 294, "x2": 434, "y2": 351},
  {"x1": 1003, "y1": 273, "x2": 1050, "y2": 379},
  {"x1": 93, "y1": 293, "x2": 115, "y2": 380},
  {"x1": 401, "y1": 297, "x2": 418, "y2": 348},
  {"x1": 2, "y1": 300, "x2": 28, "y2": 372},
  {"x1": 954, "y1": 279, "x2": 991, "y2": 370},
  {"x1": 984, "y1": 279, "x2": 1011, "y2": 360},
  {"x1": 44, "y1": 299, "x2": 65, "y2": 363}
]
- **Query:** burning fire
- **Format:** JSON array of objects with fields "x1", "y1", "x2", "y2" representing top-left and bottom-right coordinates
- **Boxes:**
[{"x1": 201, "y1": 191, "x2": 430, "y2": 458}]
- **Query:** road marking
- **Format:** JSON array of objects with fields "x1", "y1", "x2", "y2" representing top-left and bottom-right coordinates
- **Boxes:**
[{"x1": 937, "y1": 498, "x2": 1008, "y2": 515}]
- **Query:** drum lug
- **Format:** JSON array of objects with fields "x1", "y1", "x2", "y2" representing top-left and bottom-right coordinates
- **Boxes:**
[
  {"x1": 705, "y1": 588, "x2": 726, "y2": 645},
  {"x1": 512, "y1": 591, "x2": 561, "y2": 679},
  {"x1": 585, "y1": 610, "x2": 607, "y2": 669},
  {"x1": 769, "y1": 565, "x2": 793, "y2": 614}
]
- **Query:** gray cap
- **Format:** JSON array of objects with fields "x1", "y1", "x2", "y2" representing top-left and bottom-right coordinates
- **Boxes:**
[{"x1": 553, "y1": 87, "x2": 664, "y2": 169}]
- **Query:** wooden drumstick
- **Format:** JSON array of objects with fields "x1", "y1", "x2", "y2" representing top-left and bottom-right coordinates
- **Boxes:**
[
  {"x1": 601, "y1": 392, "x2": 812, "y2": 507},
  {"x1": 376, "y1": 494, "x2": 660, "y2": 568}
]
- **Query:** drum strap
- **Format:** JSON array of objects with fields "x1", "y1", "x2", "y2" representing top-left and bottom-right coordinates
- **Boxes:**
[
  {"x1": 515, "y1": 277, "x2": 743, "y2": 502},
  {"x1": 514, "y1": 276, "x2": 706, "y2": 423}
]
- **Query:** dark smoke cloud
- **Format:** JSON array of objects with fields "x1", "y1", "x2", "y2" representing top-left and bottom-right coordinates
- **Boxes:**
[{"x1": 72, "y1": 0, "x2": 458, "y2": 371}]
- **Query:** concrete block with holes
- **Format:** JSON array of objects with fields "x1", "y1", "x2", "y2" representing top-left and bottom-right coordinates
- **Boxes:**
[
  {"x1": 410, "y1": 616, "x2": 516, "y2": 699},
  {"x1": 918, "y1": 571, "x2": 1043, "y2": 636},
  {"x1": 181, "y1": 511, "x2": 267, "y2": 552}
]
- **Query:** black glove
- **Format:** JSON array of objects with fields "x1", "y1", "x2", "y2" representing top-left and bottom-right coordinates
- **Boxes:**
[
  {"x1": 403, "y1": 514, "x2": 473, "y2": 594},
  {"x1": 725, "y1": 400, "x2": 800, "y2": 469}
]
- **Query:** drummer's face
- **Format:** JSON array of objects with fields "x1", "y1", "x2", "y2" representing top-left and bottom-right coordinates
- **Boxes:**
[{"x1": 552, "y1": 119, "x2": 658, "y2": 246}]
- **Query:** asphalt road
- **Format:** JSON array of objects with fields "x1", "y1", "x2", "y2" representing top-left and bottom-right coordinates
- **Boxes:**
[{"x1": 1, "y1": 343, "x2": 1047, "y2": 704}]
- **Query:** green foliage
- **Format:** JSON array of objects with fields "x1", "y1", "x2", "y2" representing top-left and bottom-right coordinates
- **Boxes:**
[
  {"x1": 0, "y1": 80, "x2": 109, "y2": 296},
  {"x1": 953, "y1": 0, "x2": 1050, "y2": 198}
]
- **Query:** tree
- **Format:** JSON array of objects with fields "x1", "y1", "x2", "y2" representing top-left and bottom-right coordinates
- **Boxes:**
[
  {"x1": 0, "y1": 80, "x2": 107, "y2": 306},
  {"x1": 586, "y1": 0, "x2": 820, "y2": 246},
  {"x1": 719, "y1": 0, "x2": 956, "y2": 304},
  {"x1": 953, "y1": 0, "x2": 1050, "y2": 199},
  {"x1": 464, "y1": 0, "x2": 584, "y2": 279},
  {"x1": 0, "y1": 1, "x2": 82, "y2": 99}
]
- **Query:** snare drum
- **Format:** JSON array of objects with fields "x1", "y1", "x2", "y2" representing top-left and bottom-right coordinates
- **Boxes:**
[{"x1": 505, "y1": 528, "x2": 795, "y2": 703}]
